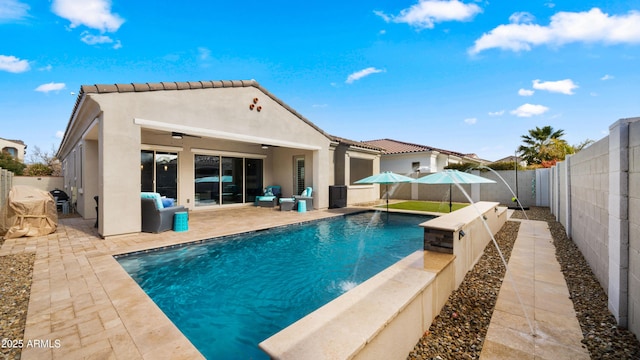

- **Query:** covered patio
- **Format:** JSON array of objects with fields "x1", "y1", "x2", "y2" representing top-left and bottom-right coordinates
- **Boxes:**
[{"x1": 56, "y1": 80, "x2": 382, "y2": 238}]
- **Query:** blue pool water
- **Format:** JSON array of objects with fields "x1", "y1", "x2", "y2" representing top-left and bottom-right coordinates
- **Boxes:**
[{"x1": 117, "y1": 211, "x2": 430, "y2": 359}]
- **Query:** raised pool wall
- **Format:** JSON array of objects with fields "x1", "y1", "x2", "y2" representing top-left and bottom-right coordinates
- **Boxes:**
[{"x1": 260, "y1": 201, "x2": 506, "y2": 359}]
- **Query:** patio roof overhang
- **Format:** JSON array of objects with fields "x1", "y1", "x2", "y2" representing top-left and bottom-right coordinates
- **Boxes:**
[{"x1": 134, "y1": 117, "x2": 322, "y2": 151}]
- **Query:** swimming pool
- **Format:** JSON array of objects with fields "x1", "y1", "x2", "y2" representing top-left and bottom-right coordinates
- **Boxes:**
[{"x1": 117, "y1": 211, "x2": 431, "y2": 359}]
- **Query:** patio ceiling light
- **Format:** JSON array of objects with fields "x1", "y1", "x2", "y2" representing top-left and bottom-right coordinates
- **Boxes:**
[
  {"x1": 261, "y1": 144, "x2": 269, "y2": 149},
  {"x1": 172, "y1": 132, "x2": 183, "y2": 139}
]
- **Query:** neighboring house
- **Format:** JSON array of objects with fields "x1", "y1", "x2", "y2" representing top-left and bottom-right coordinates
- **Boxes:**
[
  {"x1": 493, "y1": 155, "x2": 527, "y2": 168},
  {"x1": 362, "y1": 138, "x2": 489, "y2": 176},
  {"x1": 0, "y1": 137, "x2": 26, "y2": 162},
  {"x1": 56, "y1": 80, "x2": 382, "y2": 238}
]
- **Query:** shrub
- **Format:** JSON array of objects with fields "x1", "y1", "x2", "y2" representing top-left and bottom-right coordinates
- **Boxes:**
[
  {"x1": 0, "y1": 152, "x2": 26, "y2": 175},
  {"x1": 25, "y1": 163, "x2": 54, "y2": 176}
]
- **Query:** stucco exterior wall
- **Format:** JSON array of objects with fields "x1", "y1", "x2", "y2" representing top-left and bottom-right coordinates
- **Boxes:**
[
  {"x1": 13, "y1": 176, "x2": 64, "y2": 192},
  {"x1": 58, "y1": 83, "x2": 380, "y2": 237},
  {"x1": 569, "y1": 136, "x2": 609, "y2": 290},
  {"x1": 0, "y1": 138, "x2": 26, "y2": 162}
]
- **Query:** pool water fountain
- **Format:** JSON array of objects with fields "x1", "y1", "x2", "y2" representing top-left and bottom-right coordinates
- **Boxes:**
[
  {"x1": 472, "y1": 165, "x2": 529, "y2": 220},
  {"x1": 448, "y1": 179, "x2": 537, "y2": 337},
  {"x1": 345, "y1": 176, "x2": 407, "y2": 291}
]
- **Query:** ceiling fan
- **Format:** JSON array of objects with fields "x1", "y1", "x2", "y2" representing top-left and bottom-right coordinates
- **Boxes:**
[{"x1": 171, "y1": 132, "x2": 201, "y2": 139}]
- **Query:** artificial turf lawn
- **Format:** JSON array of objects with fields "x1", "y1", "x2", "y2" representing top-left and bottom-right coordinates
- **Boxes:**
[{"x1": 377, "y1": 201, "x2": 469, "y2": 213}]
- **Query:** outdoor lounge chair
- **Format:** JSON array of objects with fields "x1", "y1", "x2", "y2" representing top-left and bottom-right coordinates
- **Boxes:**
[
  {"x1": 141, "y1": 192, "x2": 187, "y2": 233},
  {"x1": 279, "y1": 187, "x2": 313, "y2": 211},
  {"x1": 255, "y1": 186, "x2": 281, "y2": 207}
]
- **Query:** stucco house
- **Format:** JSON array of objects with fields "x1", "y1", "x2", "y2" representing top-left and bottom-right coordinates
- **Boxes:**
[
  {"x1": 362, "y1": 138, "x2": 489, "y2": 175},
  {"x1": 1, "y1": 137, "x2": 26, "y2": 162},
  {"x1": 56, "y1": 80, "x2": 381, "y2": 238}
]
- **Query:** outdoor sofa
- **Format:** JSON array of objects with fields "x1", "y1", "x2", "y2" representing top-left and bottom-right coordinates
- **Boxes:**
[{"x1": 141, "y1": 192, "x2": 187, "y2": 233}]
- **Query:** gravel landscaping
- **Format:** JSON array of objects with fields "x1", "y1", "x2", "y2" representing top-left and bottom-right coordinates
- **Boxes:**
[
  {"x1": 0, "y1": 251, "x2": 35, "y2": 360},
  {"x1": 408, "y1": 206, "x2": 640, "y2": 360}
]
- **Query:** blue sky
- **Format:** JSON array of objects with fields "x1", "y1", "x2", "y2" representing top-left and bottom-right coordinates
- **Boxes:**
[{"x1": 2, "y1": 0, "x2": 640, "y2": 162}]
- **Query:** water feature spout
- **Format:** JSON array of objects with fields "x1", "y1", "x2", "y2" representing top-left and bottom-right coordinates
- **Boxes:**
[
  {"x1": 450, "y1": 180, "x2": 536, "y2": 336},
  {"x1": 471, "y1": 166, "x2": 529, "y2": 220}
]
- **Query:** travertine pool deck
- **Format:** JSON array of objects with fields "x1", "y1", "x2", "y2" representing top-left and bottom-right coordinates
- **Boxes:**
[
  {"x1": 480, "y1": 218, "x2": 590, "y2": 359},
  {"x1": 0, "y1": 206, "x2": 360, "y2": 359}
]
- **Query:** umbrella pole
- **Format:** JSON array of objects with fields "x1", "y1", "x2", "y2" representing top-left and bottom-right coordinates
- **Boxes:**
[
  {"x1": 386, "y1": 184, "x2": 389, "y2": 220},
  {"x1": 449, "y1": 183, "x2": 452, "y2": 213}
]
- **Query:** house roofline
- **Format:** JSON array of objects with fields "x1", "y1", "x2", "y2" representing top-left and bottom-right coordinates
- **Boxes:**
[{"x1": 58, "y1": 79, "x2": 379, "y2": 156}]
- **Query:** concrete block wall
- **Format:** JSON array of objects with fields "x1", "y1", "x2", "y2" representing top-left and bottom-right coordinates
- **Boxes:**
[
  {"x1": 628, "y1": 120, "x2": 640, "y2": 335},
  {"x1": 569, "y1": 137, "x2": 610, "y2": 291},
  {"x1": 549, "y1": 117, "x2": 640, "y2": 339},
  {"x1": 383, "y1": 170, "x2": 539, "y2": 207}
]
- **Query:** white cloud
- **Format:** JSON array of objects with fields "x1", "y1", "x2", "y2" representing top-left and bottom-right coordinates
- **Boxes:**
[
  {"x1": 0, "y1": 0, "x2": 29, "y2": 21},
  {"x1": 39, "y1": 64, "x2": 53, "y2": 71},
  {"x1": 55, "y1": 131, "x2": 65, "y2": 139},
  {"x1": 518, "y1": 88, "x2": 534, "y2": 96},
  {"x1": 509, "y1": 12, "x2": 535, "y2": 24},
  {"x1": 52, "y1": 0, "x2": 124, "y2": 32},
  {"x1": 601, "y1": 74, "x2": 614, "y2": 80},
  {"x1": 0, "y1": 54, "x2": 30, "y2": 73},
  {"x1": 511, "y1": 103, "x2": 549, "y2": 117},
  {"x1": 469, "y1": 8, "x2": 640, "y2": 54},
  {"x1": 345, "y1": 67, "x2": 385, "y2": 84},
  {"x1": 532, "y1": 79, "x2": 578, "y2": 95},
  {"x1": 488, "y1": 110, "x2": 505, "y2": 116},
  {"x1": 375, "y1": 0, "x2": 482, "y2": 30},
  {"x1": 464, "y1": 117, "x2": 477, "y2": 125},
  {"x1": 35, "y1": 82, "x2": 66, "y2": 93},
  {"x1": 112, "y1": 40, "x2": 122, "y2": 49},
  {"x1": 81, "y1": 32, "x2": 113, "y2": 45}
]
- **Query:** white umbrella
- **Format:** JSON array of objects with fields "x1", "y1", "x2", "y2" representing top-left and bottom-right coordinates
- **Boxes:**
[{"x1": 412, "y1": 170, "x2": 496, "y2": 212}]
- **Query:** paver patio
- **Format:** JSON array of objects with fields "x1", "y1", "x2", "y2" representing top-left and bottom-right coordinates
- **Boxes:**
[{"x1": 0, "y1": 206, "x2": 358, "y2": 359}]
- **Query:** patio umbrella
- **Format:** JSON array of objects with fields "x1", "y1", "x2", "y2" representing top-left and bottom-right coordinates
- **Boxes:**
[
  {"x1": 354, "y1": 171, "x2": 414, "y2": 213},
  {"x1": 412, "y1": 169, "x2": 496, "y2": 212}
]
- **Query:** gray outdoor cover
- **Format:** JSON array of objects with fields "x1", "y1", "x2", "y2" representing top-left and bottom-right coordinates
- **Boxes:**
[{"x1": 0, "y1": 185, "x2": 58, "y2": 239}]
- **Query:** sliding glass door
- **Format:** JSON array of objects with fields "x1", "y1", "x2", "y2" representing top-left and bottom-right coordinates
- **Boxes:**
[
  {"x1": 194, "y1": 154, "x2": 263, "y2": 207},
  {"x1": 194, "y1": 155, "x2": 220, "y2": 206}
]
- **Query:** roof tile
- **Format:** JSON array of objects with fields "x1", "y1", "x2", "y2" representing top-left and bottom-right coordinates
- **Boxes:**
[
  {"x1": 97, "y1": 84, "x2": 118, "y2": 93},
  {"x1": 115, "y1": 83, "x2": 134, "y2": 92},
  {"x1": 132, "y1": 83, "x2": 150, "y2": 92},
  {"x1": 160, "y1": 82, "x2": 177, "y2": 90}
]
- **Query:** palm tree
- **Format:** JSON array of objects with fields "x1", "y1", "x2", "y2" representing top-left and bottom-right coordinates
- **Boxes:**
[{"x1": 517, "y1": 126, "x2": 568, "y2": 165}]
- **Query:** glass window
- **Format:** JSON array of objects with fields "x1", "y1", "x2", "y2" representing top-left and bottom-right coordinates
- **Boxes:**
[
  {"x1": 141, "y1": 151, "x2": 154, "y2": 192},
  {"x1": 2, "y1": 147, "x2": 17, "y2": 158},
  {"x1": 155, "y1": 152, "x2": 178, "y2": 199},
  {"x1": 195, "y1": 155, "x2": 220, "y2": 206},
  {"x1": 294, "y1": 156, "x2": 305, "y2": 195},
  {"x1": 245, "y1": 158, "x2": 263, "y2": 203},
  {"x1": 141, "y1": 150, "x2": 178, "y2": 200},
  {"x1": 350, "y1": 158, "x2": 373, "y2": 185},
  {"x1": 221, "y1": 157, "x2": 244, "y2": 205}
]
